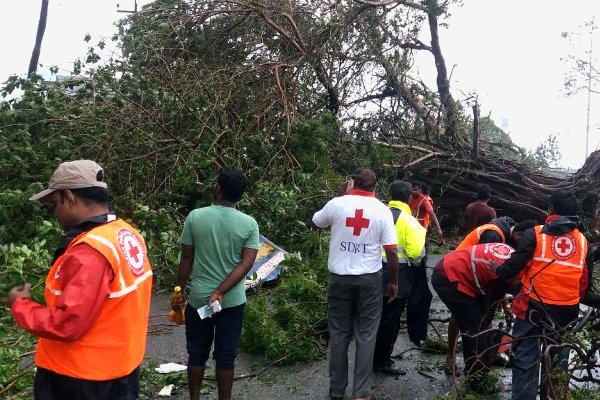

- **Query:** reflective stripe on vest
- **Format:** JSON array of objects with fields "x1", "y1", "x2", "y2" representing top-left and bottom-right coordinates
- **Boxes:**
[
  {"x1": 521, "y1": 225, "x2": 587, "y2": 306},
  {"x1": 456, "y1": 223, "x2": 505, "y2": 251},
  {"x1": 469, "y1": 245, "x2": 500, "y2": 296}
]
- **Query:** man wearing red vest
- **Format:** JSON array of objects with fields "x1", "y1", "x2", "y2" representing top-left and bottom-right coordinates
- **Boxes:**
[
  {"x1": 446, "y1": 217, "x2": 535, "y2": 376},
  {"x1": 496, "y1": 191, "x2": 594, "y2": 400},
  {"x1": 432, "y1": 242, "x2": 516, "y2": 394},
  {"x1": 408, "y1": 180, "x2": 442, "y2": 237},
  {"x1": 8, "y1": 160, "x2": 152, "y2": 400}
]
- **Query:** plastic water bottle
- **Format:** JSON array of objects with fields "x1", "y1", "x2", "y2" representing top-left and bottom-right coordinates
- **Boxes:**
[{"x1": 168, "y1": 286, "x2": 185, "y2": 325}]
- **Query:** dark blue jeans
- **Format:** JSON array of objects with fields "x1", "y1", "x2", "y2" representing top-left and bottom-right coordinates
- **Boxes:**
[
  {"x1": 511, "y1": 317, "x2": 570, "y2": 400},
  {"x1": 185, "y1": 303, "x2": 245, "y2": 370},
  {"x1": 34, "y1": 366, "x2": 140, "y2": 400}
]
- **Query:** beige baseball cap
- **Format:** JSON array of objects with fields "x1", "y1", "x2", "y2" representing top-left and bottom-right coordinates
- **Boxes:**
[{"x1": 30, "y1": 160, "x2": 108, "y2": 201}]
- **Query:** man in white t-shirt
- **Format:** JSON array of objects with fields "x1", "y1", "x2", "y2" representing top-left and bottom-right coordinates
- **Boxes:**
[{"x1": 313, "y1": 168, "x2": 399, "y2": 400}]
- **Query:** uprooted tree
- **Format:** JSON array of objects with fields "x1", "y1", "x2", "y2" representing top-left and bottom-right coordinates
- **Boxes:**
[
  {"x1": 2, "y1": 0, "x2": 600, "y2": 395},
  {"x1": 4, "y1": 0, "x2": 600, "y2": 231}
]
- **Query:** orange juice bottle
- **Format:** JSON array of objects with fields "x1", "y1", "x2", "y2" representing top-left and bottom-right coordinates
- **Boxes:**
[{"x1": 168, "y1": 286, "x2": 185, "y2": 325}]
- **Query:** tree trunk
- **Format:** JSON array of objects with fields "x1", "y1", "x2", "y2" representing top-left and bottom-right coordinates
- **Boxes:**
[
  {"x1": 427, "y1": 7, "x2": 459, "y2": 142},
  {"x1": 28, "y1": 0, "x2": 49, "y2": 76},
  {"x1": 382, "y1": 141, "x2": 600, "y2": 239},
  {"x1": 471, "y1": 102, "x2": 480, "y2": 156}
]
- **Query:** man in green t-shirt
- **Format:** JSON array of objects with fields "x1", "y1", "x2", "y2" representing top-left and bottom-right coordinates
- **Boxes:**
[{"x1": 174, "y1": 167, "x2": 259, "y2": 400}]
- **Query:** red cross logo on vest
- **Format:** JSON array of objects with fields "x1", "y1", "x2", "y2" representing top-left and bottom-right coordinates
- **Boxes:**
[
  {"x1": 346, "y1": 209, "x2": 370, "y2": 236},
  {"x1": 551, "y1": 234, "x2": 577, "y2": 260},
  {"x1": 488, "y1": 243, "x2": 514, "y2": 260},
  {"x1": 118, "y1": 228, "x2": 146, "y2": 275}
]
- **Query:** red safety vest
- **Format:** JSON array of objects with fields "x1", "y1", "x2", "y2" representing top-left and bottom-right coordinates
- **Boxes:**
[
  {"x1": 455, "y1": 223, "x2": 505, "y2": 251},
  {"x1": 520, "y1": 225, "x2": 587, "y2": 306},
  {"x1": 443, "y1": 242, "x2": 515, "y2": 298},
  {"x1": 35, "y1": 219, "x2": 153, "y2": 380}
]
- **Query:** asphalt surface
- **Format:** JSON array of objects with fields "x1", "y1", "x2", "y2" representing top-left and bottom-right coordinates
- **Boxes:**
[{"x1": 144, "y1": 255, "x2": 513, "y2": 399}]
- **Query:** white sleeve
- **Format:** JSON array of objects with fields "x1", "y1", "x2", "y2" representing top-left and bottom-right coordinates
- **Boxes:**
[{"x1": 312, "y1": 201, "x2": 333, "y2": 228}]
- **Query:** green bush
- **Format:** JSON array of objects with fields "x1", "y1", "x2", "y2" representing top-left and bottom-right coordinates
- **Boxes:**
[{"x1": 240, "y1": 257, "x2": 328, "y2": 365}]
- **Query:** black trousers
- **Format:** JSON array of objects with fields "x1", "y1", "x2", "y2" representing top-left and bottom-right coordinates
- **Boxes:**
[
  {"x1": 34, "y1": 366, "x2": 140, "y2": 400},
  {"x1": 373, "y1": 295, "x2": 407, "y2": 368},
  {"x1": 373, "y1": 258, "x2": 433, "y2": 367},
  {"x1": 406, "y1": 256, "x2": 433, "y2": 346},
  {"x1": 431, "y1": 271, "x2": 495, "y2": 380}
]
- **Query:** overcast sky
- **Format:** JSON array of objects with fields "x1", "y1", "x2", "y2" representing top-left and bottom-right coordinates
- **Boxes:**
[{"x1": 1, "y1": 1, "x2": 598, "y2": 169}]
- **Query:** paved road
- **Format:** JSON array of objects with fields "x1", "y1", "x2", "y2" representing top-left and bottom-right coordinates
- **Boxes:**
[{"x1": 144, "y1": 255, "x2": 512, "y2": 399}]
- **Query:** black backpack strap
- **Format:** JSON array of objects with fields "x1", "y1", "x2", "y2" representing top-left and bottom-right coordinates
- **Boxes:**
[{"x1": 390, "y1": 207, "x2": 402, "y2": 224}]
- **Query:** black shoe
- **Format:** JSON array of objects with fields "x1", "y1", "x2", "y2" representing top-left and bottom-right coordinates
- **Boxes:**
[
  {"x1": 374, "y1": 365, "x2": 407, "y2": 375},
  {"x1": 491, "y1": 354, "x2": 510, "y2": 367}
]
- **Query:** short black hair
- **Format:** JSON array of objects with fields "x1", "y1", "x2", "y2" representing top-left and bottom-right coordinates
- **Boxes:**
[
  {"x1": 550, "y1": 190, "x2": 578, "y2": 216},
  {"x1": 514, "y1": 220, "x2": 537, "y2": 232},
  {"x1": 351, "y1": 168, "x2": 376, "y2": 191},
  {"x1": 476, "y1": 184, "x2": 491, "y2": 200},
  {"x1": 67, "y1": 187, "x2": 110, "y2": 205},
  {"x1": 411, "y1": 180, "x2": 423, "y2": 189},
  {"x1": 389, "y1": 180, "x2": 412, "y2": 202},
  {"x1": 218, "y1": 167, "x2": 248, "y2": 202}
]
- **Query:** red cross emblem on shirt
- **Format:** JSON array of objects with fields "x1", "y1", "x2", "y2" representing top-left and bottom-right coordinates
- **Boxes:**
[
  {"x1": 551, "y1": 234, "x2": 576, "y2": 260},
  {"x1": 346, "y1": 209, "x2": 370, "y2": 236}
]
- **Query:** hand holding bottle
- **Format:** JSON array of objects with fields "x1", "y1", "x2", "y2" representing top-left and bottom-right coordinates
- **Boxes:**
[{"x1": 168, "y1": 286, "x2": 186, "y2": 325}]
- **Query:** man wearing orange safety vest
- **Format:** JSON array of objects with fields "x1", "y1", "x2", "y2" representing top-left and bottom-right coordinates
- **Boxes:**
[
  {"x1": 496, "y1": 191, "x2": 596, "y2": 400},
  {"x1": 8, "y1": 160, "x2": 152, "y2": 399},
  {"x1": 456, "y1": 216, "x2": 519, "y2": 251}
]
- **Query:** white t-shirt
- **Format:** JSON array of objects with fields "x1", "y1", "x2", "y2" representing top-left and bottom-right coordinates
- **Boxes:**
[{"x1": 312, "y1": 191, "x2": 398, "y2": 275}]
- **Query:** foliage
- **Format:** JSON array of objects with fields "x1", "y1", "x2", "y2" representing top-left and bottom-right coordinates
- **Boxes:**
[
  {"x1": 240, "y1": 256, "x2": 329, "y2": 365},
  {"x1": 128, "y1": 203, "x2": 184, "y2": 290},
  {"x1": 0, "y1": 223, "x2": 56, "y2": 399},
  {"x1": 561, "y1": 20, "x2": 599, "y2": 98},
  {"x1": 0, "y1": 323, "x2": 35, "y2": 400},
  {"x1": 522, "y1": 134, "x2": 562, "y2": 168},
  {"x1": 572, "y1": 387, "x2": 600, "y2": 400},
  {"x1": 421, "y1": 336, "x2": 449, "y2": 354}
]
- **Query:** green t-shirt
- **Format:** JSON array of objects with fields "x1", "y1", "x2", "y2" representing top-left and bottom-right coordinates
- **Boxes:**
[{"x1": 180, "y1": 205, "x2": 259, "y2": 309}]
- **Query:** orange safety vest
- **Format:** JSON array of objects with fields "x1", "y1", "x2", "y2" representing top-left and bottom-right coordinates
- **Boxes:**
[
  {"x1": 455, "y1": 223, "x2": 505, "y2": 251},
  {"x1": 521, "y1": 225, "x2": 587, "y2": 306},
  {"x1": 35, "y1": 219, "x2": 153, "y2": 380}
]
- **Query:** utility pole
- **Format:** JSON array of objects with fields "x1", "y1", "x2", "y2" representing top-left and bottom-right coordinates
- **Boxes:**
[
  {"x1": 28, "y1": 0, "x2": 49, "y2": 76},
  {"x1": 585, "y1": 17, "x2": 596, "y2": 160},
  {"x1": 586, "y1": 26, "x2": 592, "y2": 159}
]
